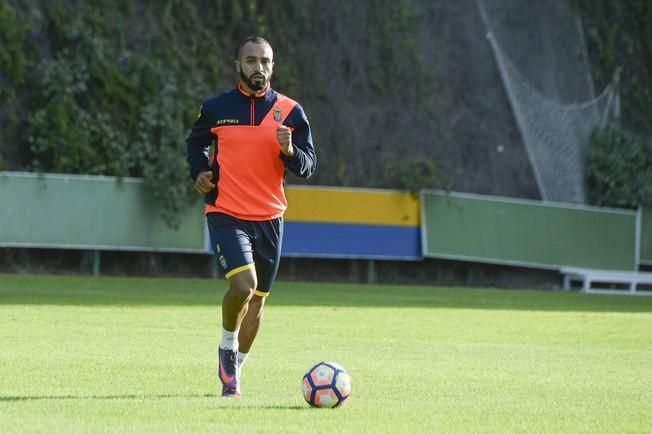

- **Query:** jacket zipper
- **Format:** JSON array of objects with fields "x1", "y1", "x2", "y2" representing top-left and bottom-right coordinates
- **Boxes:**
[{"x1": 250, "y1": 96, "x2": 255, "y2": 126}]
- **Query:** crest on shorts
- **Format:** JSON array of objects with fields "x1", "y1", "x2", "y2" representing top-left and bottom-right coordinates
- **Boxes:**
[
  {"x1": 218, "y1": 255, "x2": 227, "y2": 270},
  {"x1": 273, "y1": 107, "x2": 282, "y2": 122},
  {"x1": 216, "y1": 243, "x2": 227, "y2": 269}
]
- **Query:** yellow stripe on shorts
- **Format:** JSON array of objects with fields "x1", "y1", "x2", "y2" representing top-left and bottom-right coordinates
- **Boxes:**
[{"x1": 225, "y1": 263, "x2": 254, "y2": 279}]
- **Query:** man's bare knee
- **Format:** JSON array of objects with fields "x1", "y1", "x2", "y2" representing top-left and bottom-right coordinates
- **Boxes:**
[{"x1": 228, "y1": 268, "x2": 257, "y2": 302}]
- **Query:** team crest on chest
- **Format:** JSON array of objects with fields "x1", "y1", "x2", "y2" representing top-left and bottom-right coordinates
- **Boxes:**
[{"x1": 273, "y1": 107, "x2": 282, "y2": 122}]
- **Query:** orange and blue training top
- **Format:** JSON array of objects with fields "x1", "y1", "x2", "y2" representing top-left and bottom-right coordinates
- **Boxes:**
[{"x1": 186, "y1": 83, "x2": 316, "y2": 221}]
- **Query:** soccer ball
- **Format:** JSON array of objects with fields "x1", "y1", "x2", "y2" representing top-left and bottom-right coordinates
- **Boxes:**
[{"x1": 302, "y1": 361, "x2": 351, "y2": 408}]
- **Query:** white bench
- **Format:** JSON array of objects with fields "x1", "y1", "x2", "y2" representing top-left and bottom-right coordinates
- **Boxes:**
[{"x1": 560, "y1": 267, "x2": 652, "y2": 296}]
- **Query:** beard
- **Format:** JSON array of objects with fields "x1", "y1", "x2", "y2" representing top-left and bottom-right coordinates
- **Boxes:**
[{"x1": 240, "y1": 69, "x2": 268, "y2": 92}]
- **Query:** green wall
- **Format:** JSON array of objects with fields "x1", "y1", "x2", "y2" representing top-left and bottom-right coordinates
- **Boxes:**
[
  {"x1": 422, "y1": 191, "x2": 637, "y2": 271},
  {"x1": 1, "y1": 173, "x2": 644, "y2": 271},
  {"x1": 641, "y1": 206, "x2": 652, "y2": 265},
  {"x1": 0, "y1": 172, "x2": 206, "y2": 252}
]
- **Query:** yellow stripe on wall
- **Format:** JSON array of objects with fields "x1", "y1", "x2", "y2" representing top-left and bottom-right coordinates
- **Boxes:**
[{"x1": 285, "y1": 186, "x2": 420, "y2": 226}]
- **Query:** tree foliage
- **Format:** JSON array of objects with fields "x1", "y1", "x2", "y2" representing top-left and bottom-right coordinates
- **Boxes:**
[
  {"x1": 3, "y1": 0, "x2": 649, "y2": 224},
  {"x1": 1, "y1": 0, "x2": 232, "y2": 226},
  {"x1": 1, "y1": 0, "x2": 447, "y2": 226},
  {"x1": 575, "y1": 0, "x2": 652, "y2": 136},
  {"x1": 586, "y1": 127, "x2": 652, "y2": 209},
  {"x1": 574, "y1": 0, "x2": 652, "y2": 208}
]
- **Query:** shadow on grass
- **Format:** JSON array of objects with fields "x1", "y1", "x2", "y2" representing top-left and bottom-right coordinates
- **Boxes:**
[
  {"x1": 0, "y1": 394, "x2": 307, "y2": 410},
  {"x1": 250, "y1": 405, "x2": 306, "y2": 410},
  {"x1": 0, "y1": 394, "x2": 219, "y2": 402},
  {"x1": 1, "y1": 273, "x2": 652, "y2": 313}
]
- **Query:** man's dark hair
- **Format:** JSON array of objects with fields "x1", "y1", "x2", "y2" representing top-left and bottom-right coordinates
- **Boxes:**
[{"x1": 235, "y1": 36, "x2": 272, "y2": 59}]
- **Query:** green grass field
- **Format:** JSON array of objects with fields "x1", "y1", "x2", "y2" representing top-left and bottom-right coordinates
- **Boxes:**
[{"x1": 1, "y1": 273, "x2": 652, "y2": 433}]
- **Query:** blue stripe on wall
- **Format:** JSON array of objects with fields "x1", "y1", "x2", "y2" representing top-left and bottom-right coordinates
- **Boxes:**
[{"x1": 282, "y1": 222, "x2": 422, "y2": 260}]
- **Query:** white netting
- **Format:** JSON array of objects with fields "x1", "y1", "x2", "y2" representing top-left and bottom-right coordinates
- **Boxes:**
[{"x1": 475, "y1": 0, "x2": 619, "y2": 204}]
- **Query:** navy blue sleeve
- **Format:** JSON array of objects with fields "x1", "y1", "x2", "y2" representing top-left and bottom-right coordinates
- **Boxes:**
[
  {"x1": 185, "y1": 103, "x2": 213, "y2": 181},
  {"x1": 281, "y1": 103, "x2": 316, "y2": 179}
]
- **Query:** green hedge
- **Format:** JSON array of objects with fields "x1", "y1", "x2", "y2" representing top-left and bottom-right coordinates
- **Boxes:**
[
  {"x1": 586, "y1": 126, "x2": 652, "y2": 209},
  {"x1": 576, "y1": 0, "x2": 652, "y2": 135},
  {"x1": 0, "y1": 0, "x2": 442, "y2": 226},
  {"x1": 0, "y1": 0, "x2": 236, "y2": 226},
  {"x1": 574, "y1": 0, "x2": 652, "y2": 208}
]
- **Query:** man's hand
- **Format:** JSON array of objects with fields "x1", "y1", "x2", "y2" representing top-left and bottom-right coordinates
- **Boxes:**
[
  {"x1": 277, "y1": 125, "x2": 295, "y2": 157},
  {"x1": 194, "y1": 171, "x2": 215, "y2": 194}
]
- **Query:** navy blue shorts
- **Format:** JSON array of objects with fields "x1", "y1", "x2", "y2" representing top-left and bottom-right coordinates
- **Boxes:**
[{"x1": 206, "y1": 212, "x2": 283, "y2": 296}]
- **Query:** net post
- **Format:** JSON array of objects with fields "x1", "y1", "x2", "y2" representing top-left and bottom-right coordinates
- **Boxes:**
[
  {"x1": 92, "y1": 250, "x2": 101, "y2": 277},
  {"x1": 367, "y1": 259, "x2": 377, "y2": 284}
]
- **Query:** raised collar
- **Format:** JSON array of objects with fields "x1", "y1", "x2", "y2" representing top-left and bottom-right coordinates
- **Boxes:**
[{"x1": 237, "y1": 81, "x2": 271, "y2": 98}]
